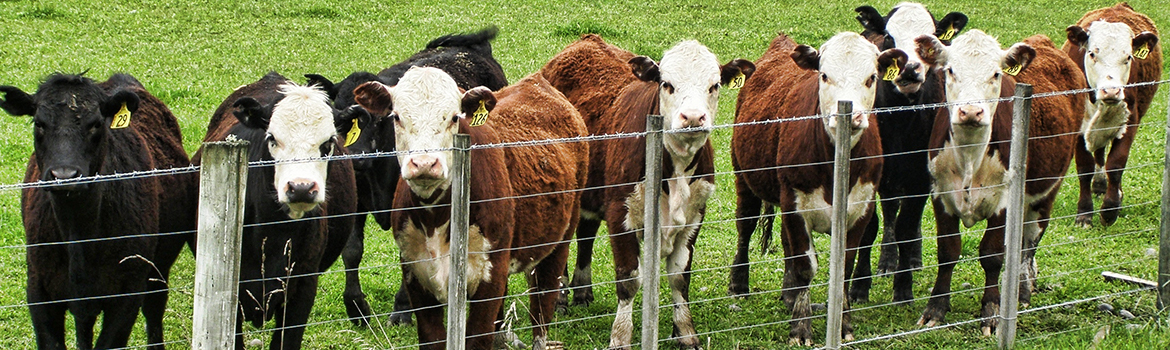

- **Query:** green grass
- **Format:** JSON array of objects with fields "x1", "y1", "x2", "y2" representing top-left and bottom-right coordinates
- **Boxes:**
[{"x1": 1, "y1": 0, "x2": 1169, "y2": 349}]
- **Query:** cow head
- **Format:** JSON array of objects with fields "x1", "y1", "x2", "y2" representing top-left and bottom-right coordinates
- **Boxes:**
[
  {"x1": 352, "y1": 67, "x2": 495, "y2": 199},
  {"x1": 234, "y1": 83, "x2": 338, "y2": 219},
  {"x1": 855, "y1": 2, "x2": 967, "y2": 95},
  {"x1": 0, "y1": 74, "x2": 139, "y2": 191},
  {"x1": 1066, "y1": 21, "x2": 1159, "y2": 105},
  {"x1": 628, "y1": 40, "x2": 754, "y2": 158},
  {"x1": 307, "y1": 72, "x2": 393, "y2": 171},
  {"x1": 918, "y1": 30, "x2": 1035, "y2": 135},
  {"x1": 792, "y1": 32, "x2": 905, "y2": 147}
]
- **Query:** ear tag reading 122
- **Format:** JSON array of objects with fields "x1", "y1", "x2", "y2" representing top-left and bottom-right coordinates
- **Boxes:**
[
  {"x1": 1004, "y1": 64, "x2": 1023, "y2": 76},
  {"x1": 469, "y1": 101, "x2": 489, "y2": 127},
  {"x1": 938, "y1": 25, "x2": 957, "y2": 41},
  {"x1": 110, "y1": 102, "x2": 131, "y2": 129},
  {"x1": 344, "y1": 119, "x2": 361, "y2": 147},
  {"x1": 882, "y1": 59, "x2": 900, "y2": 81},
  {"x1": 1134, "y1": 43, "x2": 1151, "y2": 60},
  {"x1": 728, "y1": 72, "x2": 746, "y2": 89}
]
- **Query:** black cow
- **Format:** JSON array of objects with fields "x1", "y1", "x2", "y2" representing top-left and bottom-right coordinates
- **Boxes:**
[{"x1": 1, "y1": 73, "x2": 196, "y2": 350}]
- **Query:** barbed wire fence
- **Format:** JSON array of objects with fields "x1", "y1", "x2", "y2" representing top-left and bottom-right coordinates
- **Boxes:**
[{"x1": 0, "y1": 79, "x2": 1167, "y2": 350}]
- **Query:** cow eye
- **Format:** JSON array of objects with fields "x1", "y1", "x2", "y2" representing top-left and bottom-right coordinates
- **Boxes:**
[
  {"x1": 389, "y1": 112, "x2": 401, "y2": 123},
  {"x1": 709, "y1": 84, "x2": 719, "y2": 94},
  {"x1": 1089, "y1": 52, "x2": 1096, "y2": 60},
  {"x1": 319, "y1": 138, "x2": 335, "y2": 157},
  {"x1": 820, "y1": 73, "x2": 829, "y2": 83},
  {"x1": 265, "y1": 133, "x2": 277, "y2": 148},
  {"x1": 661, "y1": 82, "x2": 675, "y2": 94},
  {"x1": 993, "y1": 72, "x2": 1002, "y2": 80},
  {"x1": 450, "y1": 114, "x2": 460, "y2": 124}
]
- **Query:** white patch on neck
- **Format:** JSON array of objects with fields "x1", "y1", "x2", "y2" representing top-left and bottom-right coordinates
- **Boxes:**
[
  {"x1": 930, "y1": 140, "x2": 1009, "y2": 227},
  {"x1": 792, "y1": 180, "x2": 876, "y2": 235},
  {"x1": 395, "y1": 219, "x2": 492, "y2": 303},
  {"x1": 1082, "y1": 99, "x2": 1130, "y2": 152},
  {"x1": 623, "y1": 167, "x2": 715, "y2": 260}
]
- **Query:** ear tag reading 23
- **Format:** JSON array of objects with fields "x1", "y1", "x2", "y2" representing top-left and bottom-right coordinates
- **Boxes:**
[
  {"x1": 344, "y1": 119, "x2": 361, "y2": 147},
  {"x1": 469, "y1": 101, "x2": 489, "y2": 127},
  {"x1": 1134, "y1": 43, "x2": 1151, "y2": 60},
  {"x1": 728, "y1": 72, "x2": 746, "y2": 89},
  {"x1": 1004, "y1": 64, "x2": 1023, "y2": 76},
  {"x1": 883, "y1": 58, "x2": 900, "y2": 81},
  {"x1": 938, "y1": 25, "x2": 957, "y2": 41},
  {"x1": 110, "y1": 102, "x2": 131, "y2": 129}
]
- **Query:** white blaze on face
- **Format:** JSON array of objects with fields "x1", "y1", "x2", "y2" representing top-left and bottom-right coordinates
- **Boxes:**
[
  {"x1": 816, "y1": 32, "x2": 880, "y2": 146},
  {"x1": 1082, "y1": 21, "x2": 1136, "y2": 103},
  {"x1": 390, "y1": 67, "x2": 462, "y2": 198},
  {"x1": 940, "y1": 30, "x2": 1009, "y2": 128},
  {"x1": 886, "y1": 3, "x2": 936, "y2": 75},
  {"x1": 267, "y1": 83, "x2": 337, "y2": 219},
  {"x1": 657, "y1": 41, "x2": 721, "y2": 156}
]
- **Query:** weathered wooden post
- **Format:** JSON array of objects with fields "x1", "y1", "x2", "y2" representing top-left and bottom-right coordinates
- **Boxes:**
[
  {"x1": 826, "y1": 101, "x2": 852, "y2": 349},
  {"x1": 999, "y1": 83, "x2": 1032, "y2": 349},
  {"x1": 1159, "y1": 91, "x2": 1170, "y2": 310},
  {"x1": 642, "y1": 114, "x2": 665, "y2": 350},
  {"x1": 192, "y1": 140, "x2": 248, "y2": 350},
  {"x1": 448, "y1": 134, "x2": 471, "y2": 350}
]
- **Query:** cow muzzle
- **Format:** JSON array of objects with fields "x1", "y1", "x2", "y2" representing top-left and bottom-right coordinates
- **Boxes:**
[
  {"x1": 43, "y1": 166, "x2": 87, "y2": 192},
  {"x1": 956, "y1": 105, "x2": 986, "y2": 127},
  {"x1": 285, "y1": 180, "x2": 320, "y2": 204},
  {"x1": 1097, "y1": 87, "x2": 1124, "y2": 105}
]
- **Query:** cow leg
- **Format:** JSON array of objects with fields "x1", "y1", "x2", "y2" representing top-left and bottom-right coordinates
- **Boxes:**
[
  {"x1": 849, "y1": 203, "x2": 880, "y2": 303},
  {"x1": 1101, "y1": 125, "x2": 1137, "y2": 226},
  {"x1": 667, "y1": 225, "x2": 700, "y2": 349},
  {"x1": 466, "y1": 265, "x2": 507, "y2": 350},
  {"x1": 919, "y1": 200, "x2": 960, "y2": 327},
  {"x1": 730, "y1": 177, "x2": 762, "y2": 296},
  {"x1": 529, "y1": 242, "x2": 571, "y2": 350},
  {"x1": 342, "y1": 214, "x2": 372, "y2": 327},
  {"x1": 145, "y1": 233, "x2": 188, "y2": 350},
  {"x1": 839, "y1": 204, "x2": 872, "y2": 342},
  {"x1": 779, "y1": 210, "x2": 815, "y2": 346},
  {"x1": 875, "y1": 197, "x2": 901, "y2": 274},
  {"x1": 29, "y1": 297, "x2": 67, "y2": 350},
  {"x1": 607, "y1": 217, "x2": 642, "y2": 350},
  {"x1": 1021, "y1": 187, "x2": 1058, "y2": 307},
  {"x1": 270, "y1": 277, "x2": 318, "y2": 350},
  {"x1": 892, "y1": 194, "x2": 927, "y2": 304},
  {"x1": 405, "y1": 276, "x2": 445, "y2": 350},
  {"x1": 93, "y1": 296, "x2": 142, "y2": 349},
  {"x1": 75, "y1": 313, "x2": 96, "y2": 350},
  {"x1": 1074, "y1": 139, "x2": 1097, "y2": 227},
  {"x1": 569, "y1": 216, "x2": 601, "y2": 306},
  {"x1": 978, "y1": 214, "x2": 1007, "y2": 336},
  {"x1": 388, "y1": 276, "x2": 413, "y2": 325}
]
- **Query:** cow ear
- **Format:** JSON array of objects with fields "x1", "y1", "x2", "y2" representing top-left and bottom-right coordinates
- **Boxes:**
[
  {"x1": 0, "y1": 85, "x2": 36, "y2": 116},
  {"x1": 854, "y1": 6, "x2": 886, "y2": 34},
  {"x1": 1133, "y1": 32, "x2": 1159, "y2": 53},
  {"x1": 1066, "y1": 26, "x2": 1089, "y2": 48},
  {"x1": 1002, "y1": 43, "x2": 1037, "y2": 74},
  {"x1": 335, "y1": 105, "x2": 370, "y2": 132},
  {"x1": 353, "y1": 81, "x2": 393, "y2": 117},
  {"x1": 791, "y1": 45, "x2": 820, "y2": 71},
  {"x1": 102, "y1": 89, "x2": 140, "y2": 120},
  {"x1": 915, "y1": 35, "x2": 948, "y2": 67},
  {"x1": 304, "y1": 74, "x2": 337, "y2": 100},
  {"x1": 629, "y1": 56, "x2": 661, "y2": 82},
  {"x1": 461, "y1": 86, "x2": 496, "y2": 116},
  {"x1": 934, "y1": 12, "x2": 968, "y2": 44},
  {"x1": 232, "y1": 97, "x2": 271, "y2": 129},
  {"x1": 720, "y1": 59, "x2": 756, "y2": 85},
  {"x1": 877, "y1": 48, "x2": 910, "y2": 79}
]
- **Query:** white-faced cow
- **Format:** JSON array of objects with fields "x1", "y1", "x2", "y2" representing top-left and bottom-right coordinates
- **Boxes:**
[
  {"x1": 192, "y1": 73, "x2": 357, "y2": 350},
  {"x1": 545, "y1": 36, "x2": 753, "y2": 349},
  {"x1": 302, "y1": 27, "x2": 509, "y2": 325},
  {"x1": 352, "y1": 67, "x2": 588, "y2": 350},
  {"x1": 914, "y1": 31, "x2": 1083, "y2": 335},
  {"x1": 1062, "y1": 3, "x2": 1162, "y2": 227},
  {"x1": 1, "y1": 73, "x2": 196, "y2": 350},
  {"x1": 845, "y1": 2, "x2": 968, "y2": 304},
  {"x1": 733, "y1": 32, "x2": 901, "y2": 345}
]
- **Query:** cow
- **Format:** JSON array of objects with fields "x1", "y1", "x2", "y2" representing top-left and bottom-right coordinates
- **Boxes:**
[
  {"x1": 302, "y1": 26, "x2": 509, "y2": 325},
  {"x1": 846, "y1": 2, "x2": 968, "y2": 304},
  {"x1": 352, "y1": 67, "x2": 587, "y2": 349},
  {"x1": 913, "y1": 31, "x2": 1083, "y2": 336},
  {"x1": 1062, "y1": 2, "x2": 1162, "y2": 227},
  {"x1": 1, "y1": 73, "x2": 196, "y2": 350},
  {"x1": 192, "y1": 72, "x2": 357, "y2": 350},
  {"x1": 733, "y1": 32, "x2": 901, "y2": 345}
]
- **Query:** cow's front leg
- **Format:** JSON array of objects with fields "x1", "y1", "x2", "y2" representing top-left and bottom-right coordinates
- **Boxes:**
[
  {"x1": 666, "y1": 228, "x2": 700, "y2": 349},
  {"x1": 979, "y1": 215, "x2": 1007, "y2": 337}
]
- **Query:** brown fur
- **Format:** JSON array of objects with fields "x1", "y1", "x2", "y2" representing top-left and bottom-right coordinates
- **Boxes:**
[
  {"x1": 1061, "y1": 2, "x2": 1163, "y2": 226},
  {"x1": 541, "y1": 34, "x2": 638, "y2": 131},
  {"x1": 731, "y1": 33, "x2": 883, "y2": 342}
]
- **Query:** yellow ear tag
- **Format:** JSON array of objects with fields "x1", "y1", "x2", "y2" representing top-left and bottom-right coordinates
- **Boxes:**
[
  {"x1": 469, "y1": 101, "x2": 489, "y2": 127},
  {"x1": 344, "y1": 119, "x2": 361, "y2": 147},
  {"x1": 1003, "y1": 64, "x2": 1023, "y2": 76},
  {"x1": 728, "y1": 72, "x2": 746, "y2": 89},
  {"x1": 110, "y1": 102, "x2": 131, "y2": 129},
  {"x1": 1134, "y1": 43, "x2": 1151, "y2": 60},
  {"x1": 882, "y1": 59, "x2": 900, "y2": 81},
  {"x1": 938, "y1": 25, "x2": 957, "y2": 41}
]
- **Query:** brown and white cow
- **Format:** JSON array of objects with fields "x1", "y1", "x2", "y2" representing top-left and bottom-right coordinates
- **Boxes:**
[
  {"x1": 544, "y1": 37, "x2": 753, "y2": 349},
  {"x1": 733, "y1": 32, "x2": 901, "y2": 345},
  {"x1": 352, "y1": 68, "x2": 588, "y2": 350},
  {"x1": 914, "y1": 31, "x2": 1083, "y2": 335},
  {"x1": 1062, "y1": 2, "x2": 1162, "y2": 227}
]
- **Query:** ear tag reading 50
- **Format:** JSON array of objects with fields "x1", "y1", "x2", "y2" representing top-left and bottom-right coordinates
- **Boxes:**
[
  {"x1": 1134, "y1": 43, "x2": 1151, "y2": 60},
  {"x1": 344, "y1": 119, "x2": 361, "y2": 147},
  {"x1": 110, "y1": 102, "x2": 131, "y2": 129},
  {"x1": 469, "y1": 101, "x2": 489, "y2": 127},
  {"x1": 728, "y1": 72, "x2": 746, "y2": 89},
  {"x1": 938, "y1": 25, "x2": 957, "y2": 41},
  {"x1": 1004, "y1": 64, "x2": 1023, "y2": 76},
  {"x1": 883, "y1": 58, "x2": 900, "y2": 81}
]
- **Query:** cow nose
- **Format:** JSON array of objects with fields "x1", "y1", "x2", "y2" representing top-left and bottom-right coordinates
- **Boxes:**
[
  {"x1": 958, "y1": 105, "x2": 984, "y2": 125},
  {"x1": 1100, "y1": 87, "x2": 1123, "y2": 102},
  {"x1": 286, "y1": 181, "x2": 319, "y2": 203},
  {"x1": 407, "y1": 156, "x2": 442, "y2": 178},
  {"x1": 679, "y1": 112, "x2": 707, "y2": 128},
  {"x1": 50, "y1": 167, "x2": 80, "y2": 180},
  {"x1": 851, "y1": 112, "x2": 867, "y2": 128}
]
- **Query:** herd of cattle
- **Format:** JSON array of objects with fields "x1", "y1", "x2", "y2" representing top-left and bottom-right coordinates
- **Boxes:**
[{"x1": 0, "y1": 2, "x2": 1163, "y2": 349}]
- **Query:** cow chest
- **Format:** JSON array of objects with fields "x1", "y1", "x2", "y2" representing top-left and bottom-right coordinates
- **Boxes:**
[
  {"x1": 792, "y1": 179, "x2": 876, "y2": 234},
  {"x1": 929, "y1": 141, "x2": 1009, "y2": 228},
  {"x1": 395, "y1": 219, "x2": 492, "y2": 303},
  {"x1": 622, "y1": 166, "x2": 715, "y2": 259},
  {"x1": 1081, "y1": 100, "x2": 1130, "y2": 152}
]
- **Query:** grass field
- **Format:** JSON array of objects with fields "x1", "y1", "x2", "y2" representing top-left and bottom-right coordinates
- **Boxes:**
[{"x1": 1, "y1": 0, "x2": 1169, "y2": 349}]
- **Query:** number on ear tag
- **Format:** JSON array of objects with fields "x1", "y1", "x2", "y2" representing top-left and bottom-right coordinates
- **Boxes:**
[
  {"x1": 1004, "y1": 64, "x2": 1023, "y2": 76},
  {"x1": 938, "y1": 25, "x2": 957, "y2": 41},
  {"x1": 110, "y1": 103, "x2": 131, "y2": 129},
  {"x1": 883, "y1": 58, "x2": 900, "y2": 81},
  {"x1": 1134, "y1": 43, "x2": 1151, "y2": 60},
  {"x1": 469, "y1": 101, "x2": 489, "y2": 127},
  {"x1": 344, "y1": 119, "x2": 361, "y2": 147},
  {"x1": 728, "y1": 72, "x2": 746, "y2": 89}
]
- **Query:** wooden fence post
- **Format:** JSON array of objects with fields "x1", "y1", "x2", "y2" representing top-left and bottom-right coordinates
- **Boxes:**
[
  {"x1": 999, "y1": 83, "x2": 1032, "y2": 349},
  {"x1": 192, "y1": 140, "x2": 249, "y2": 350},
  {"x1": 641, "y1": 114, "x2": 665, "y2": 350},
  {"x1": 448, "y1": 134, "x2": 471, "y2": 350},
  {"x1": 826, "y1": 101, "x2": 852, "y2": 349},
  {"x1": 1158, "y1": 90, "x2": 1170, "y2": 310}
]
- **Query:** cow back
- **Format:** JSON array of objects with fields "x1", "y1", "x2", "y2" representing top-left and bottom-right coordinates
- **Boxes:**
[
  {"x1": 1016, "y1": 35, "x2": 1084, "y2": 194},
  {"x1": 541, "y1": 34, "x2": 638, "y2": 132}
]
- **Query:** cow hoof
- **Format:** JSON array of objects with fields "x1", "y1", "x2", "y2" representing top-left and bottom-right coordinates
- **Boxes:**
[
  {"x1": 892, "y1": 289, "x2": 914, "y2": 306},
  {"x1": 844, "y1": 332, "x2": 855, "y2": 342},
  {"x1": 344, "y1": 295, "x2": 373, "y2": 327},
  {"x1": 1101, "y1": 203, "x2": 1121, "y2": 226},
  {"x1": 982, "y1": 326, "x2": 993, "y2": 337},
  {"x1": 493, "y1": 330, "x2": 526, "y2": 349},
  {"x1": 848, "y1": 287, "x2": 870, "y2": 304},
  {"x1": 1091, "y1": 171, "x2": 1107, "y2": 195},
  {"x1": 1075, "y1": 214, "x2": 1093, "y2": 228},
  {"x1": 788, "y1": 322, "x2": 814, "y2": 346},
  {"x1": 388, "y1": 310, "x2": 413, "y2": 326},
  {"x1": 876, "y1": 257, "x2": 898, "y2": 275},
  {"x1": 918, "y1": 304, "x2": 948, "y2": 327},
  {"x1": 728, "y1": 283, "x2": 750, "y2": 296}
]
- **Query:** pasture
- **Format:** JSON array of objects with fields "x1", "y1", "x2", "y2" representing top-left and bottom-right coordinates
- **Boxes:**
[{"x1": 1, "y1": 0, "x2": 1169, "y2": 348}]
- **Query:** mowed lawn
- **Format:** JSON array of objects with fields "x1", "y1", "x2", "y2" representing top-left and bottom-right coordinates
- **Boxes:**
[{"x1": 1, "y1": 0, "x2": 1169, "y2": 349}]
